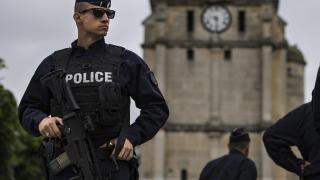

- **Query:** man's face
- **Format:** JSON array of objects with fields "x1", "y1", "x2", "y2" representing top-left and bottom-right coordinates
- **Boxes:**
[{"x1": 75, "y1": 3, "x2": 112, "y2": 36}]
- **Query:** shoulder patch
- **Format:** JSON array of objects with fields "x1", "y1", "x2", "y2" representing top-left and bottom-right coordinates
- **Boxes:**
[{"x1": 149, "y1": 71, "x2": 158, "y2": 86}]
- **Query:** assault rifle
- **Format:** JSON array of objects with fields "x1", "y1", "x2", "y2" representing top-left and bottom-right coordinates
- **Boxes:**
[{"x1": 41, "y1": 69, "x2": 103, "y2": 180}]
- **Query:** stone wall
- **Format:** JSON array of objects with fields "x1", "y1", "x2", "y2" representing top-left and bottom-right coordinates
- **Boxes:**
[{"x1": 141, "y1": 1, "x2": 305, "y2": 180}]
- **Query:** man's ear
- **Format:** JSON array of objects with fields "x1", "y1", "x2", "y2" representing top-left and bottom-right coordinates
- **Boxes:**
[{"x1": 73, "y1": 13, "x2": 82, "y2": 23}]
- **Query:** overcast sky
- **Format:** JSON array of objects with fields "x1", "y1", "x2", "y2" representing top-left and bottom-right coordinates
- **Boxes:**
[{"x1": 0, "y1": 0, "x2": 319, "y2": 105}]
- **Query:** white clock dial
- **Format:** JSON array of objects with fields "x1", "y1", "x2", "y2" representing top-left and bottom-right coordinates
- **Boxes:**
[{"x1": 201, "y1": 6, "x2": 231, "y2": 33}]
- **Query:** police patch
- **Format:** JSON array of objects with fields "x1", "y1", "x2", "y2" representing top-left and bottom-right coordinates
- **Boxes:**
[
  {"x1": 65, "y1": 72, "x2": 112, "y2": 84},
  {"x1": 149, "y1": 71, "x2": 158, "y2": 86}
]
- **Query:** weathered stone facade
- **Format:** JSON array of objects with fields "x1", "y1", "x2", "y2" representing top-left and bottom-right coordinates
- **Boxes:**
[{"x1": 140, "y1": 0, "x2": 306, "y2": 179}]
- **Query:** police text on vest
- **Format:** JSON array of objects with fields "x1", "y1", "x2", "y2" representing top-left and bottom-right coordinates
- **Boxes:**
[{"x1": 65, "y1": 72, "x2": 112, "y2": 84}]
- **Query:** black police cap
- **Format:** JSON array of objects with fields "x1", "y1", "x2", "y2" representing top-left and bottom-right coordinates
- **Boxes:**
[
  {"x1": 229, "y1": 128, "x2": 250, "y2": 143},
  {"x1": 75, "y1": 0, "x2": 111, "y2": 8}
]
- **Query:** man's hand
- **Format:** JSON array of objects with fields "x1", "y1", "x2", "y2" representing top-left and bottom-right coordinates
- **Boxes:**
[
  {"x1": 107, "y1": 138, "x2": 134, "y2": 161},
  {"x1": 38, "y1": 116, "x2": 63, "y2": 138}
]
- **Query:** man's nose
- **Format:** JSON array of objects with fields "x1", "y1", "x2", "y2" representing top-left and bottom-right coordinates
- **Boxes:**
[{"x1": 101, "y1": 13, "x2": 109, "y2": 22}]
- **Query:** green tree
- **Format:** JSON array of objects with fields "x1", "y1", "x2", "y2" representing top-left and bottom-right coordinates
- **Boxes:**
[
  {"x1": 0, "y1": 59, "x2": 44, "y2": 180},
  {"x1": 0, "y1": 84, "x2": 16, "y2": 180},
  {"x1": 0, "y1": 58, "x2": 5, "y2": 69},
  {"x1": 11, "y1": 126, "x2": 45, "y2": 180},
  {"x1": 0, "y1": 58, "x2": 13, "y2": 179},
  {"x1": 0, "y1": 58, "x2": 5, "y2": 81}
]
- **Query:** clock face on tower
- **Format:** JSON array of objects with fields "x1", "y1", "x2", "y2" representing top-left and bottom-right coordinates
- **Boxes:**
[{"x1": 201, "y1": 5, "x2": 232, "y2": 33}]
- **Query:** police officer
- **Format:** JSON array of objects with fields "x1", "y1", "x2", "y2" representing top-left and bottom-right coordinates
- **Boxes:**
[
  {"x1": 18, "y1": 0, "x2": 169, "y2": 179},
  {"x1": 199, "y1": 128, "x2": 257, "y2": 180},
  {"x1": 263, "y1": 102, "x2": 320, "y2": 179}
]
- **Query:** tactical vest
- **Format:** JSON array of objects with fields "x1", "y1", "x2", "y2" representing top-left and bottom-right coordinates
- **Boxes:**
[{"x1": 49, "y1": 44, "x2": 130, "y2": 140}]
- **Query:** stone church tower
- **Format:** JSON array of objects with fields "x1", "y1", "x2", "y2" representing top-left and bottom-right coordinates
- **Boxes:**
[{"x1": 140, "y1": 0, "x2": 306, "y2": 179}]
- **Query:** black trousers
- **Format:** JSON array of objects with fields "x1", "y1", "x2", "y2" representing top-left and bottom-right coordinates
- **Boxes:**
[{"x1": 48, "y1": 158, "x2": 131, "y2": 180}]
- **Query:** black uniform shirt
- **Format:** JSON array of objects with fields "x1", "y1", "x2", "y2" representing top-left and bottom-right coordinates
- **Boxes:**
[
  {"x1": 18, "y1": 39, "x2": 169, "y2": 146},
  {"x1": 199, "y1": 150, "x2": 257, "y2": 180},
  {"x1": 263, "y1": 103, "x2": 320, "y2": 178}
]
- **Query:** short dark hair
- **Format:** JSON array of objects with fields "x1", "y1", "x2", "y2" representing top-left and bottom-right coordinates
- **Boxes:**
[
  {"x1": 229, "y1": 128, "x2": 250, "y2": 143},
  {"x1": 74, "y1": 2, "x2": 89, "y2": 12},
  {"x1": 229, "y1": 141, "x2": 249, "y2": 151}
]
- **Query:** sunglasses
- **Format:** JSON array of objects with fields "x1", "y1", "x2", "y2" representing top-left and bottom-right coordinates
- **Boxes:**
[{"x1": 79, "y1": 8, "x2": 115, "y2": 19}]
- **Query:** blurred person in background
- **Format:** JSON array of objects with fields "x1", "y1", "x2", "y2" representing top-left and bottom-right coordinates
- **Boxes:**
[{"x1": 199, "y1": 128, "x2": 257, "y2": 180}]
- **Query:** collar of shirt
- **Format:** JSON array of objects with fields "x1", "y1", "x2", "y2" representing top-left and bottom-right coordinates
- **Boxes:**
[
  {"x1": 71, "y1": 38, "x2": 107, "y2": 56},
  {"x1": 229, "y1": 149, "x2": 245, "y2": 156}
]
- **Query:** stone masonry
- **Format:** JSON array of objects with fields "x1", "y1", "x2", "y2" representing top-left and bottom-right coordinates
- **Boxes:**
[{"x1": 140, "y1": 0, "x2": 306, "y2": 179}]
